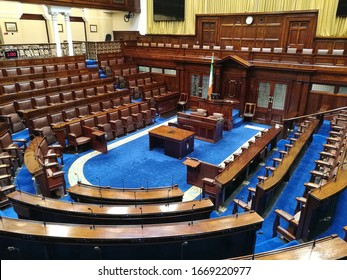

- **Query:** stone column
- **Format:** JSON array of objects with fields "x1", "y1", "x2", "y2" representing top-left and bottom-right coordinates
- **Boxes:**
[
  {"x1": 63, "y1": 12, "x2": 74, "y2": 56},
  {"x1": 51, "y1": 12, "x2": 62, "y2": 57}
]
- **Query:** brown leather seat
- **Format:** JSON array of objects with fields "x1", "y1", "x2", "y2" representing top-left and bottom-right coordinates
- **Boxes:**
[
  {"x1": 67, "y1": 122, "x2": 92, "y2": 153},
  {"x1": 0, "y1": 103, "x2": 25, "y2": 133},
  {"x1": 131, "y1": 106, "x2": 145, "y2": 129},
  {"x1": 95, "y1": 115, "x2": 114, "y2": 140},
  {"x1": 108, "y1": 111, "x2": 125, "y2": 137},
  {"x1": 31, "y1": 116, "x2": 57, "y2": 145}
]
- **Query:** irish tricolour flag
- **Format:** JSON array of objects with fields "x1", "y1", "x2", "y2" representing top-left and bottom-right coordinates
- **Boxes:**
[{"x1": 207, "y1": 53, "x2": 214, "y2": 100}]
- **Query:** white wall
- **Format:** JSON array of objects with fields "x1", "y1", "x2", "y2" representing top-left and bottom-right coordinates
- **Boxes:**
[{"x1": 0, "y1": 0, "x2": 145, "y2": 44}]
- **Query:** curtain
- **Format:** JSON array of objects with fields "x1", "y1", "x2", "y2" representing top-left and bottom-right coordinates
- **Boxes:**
[{"x1": 146, "y1": 0, "x2": 347, "y2": 37}]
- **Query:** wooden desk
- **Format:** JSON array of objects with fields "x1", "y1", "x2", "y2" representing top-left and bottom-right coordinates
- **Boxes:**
[
  {"x1": 0, "y1": 212, "x2": 263, "y2": 259},
  {"x1": 185, "y1": 97, "x2": 239, "y2": 131},
  {"x1": 68, "y1": 183, "x2": 184, "y2": 204},
  {"x1": 177, "y1": 112, "x2": 224, "y2": 143},
  {"x1": 185, "y1": 126, "x2": 282, "y2": 209},
  {"x1": 233, "y1": 235, "x2": 347, "y2": 260},
  {"x1": 148, "y1": 125, "x2": 195, "y2": 159},
  {"x1": 297, "y1": 166, "x2": 347, "y2": 241},
  {"x1": 253, "y1": 119, "x2": 320, "y2": 214},
  {"x1": 154, "y1": 91, "x2": 180, "y2": 115},
  {"x1": 83, "y1": 126, "x2": 107, "y2": 154},
  {"x1": 8, "y1": 191, "x2": 214, "y2": 225}
]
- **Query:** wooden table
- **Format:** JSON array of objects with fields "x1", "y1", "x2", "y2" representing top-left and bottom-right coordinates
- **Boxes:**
[{"x1": 148, "y1": 125, "x2": 195, "y2": 159}]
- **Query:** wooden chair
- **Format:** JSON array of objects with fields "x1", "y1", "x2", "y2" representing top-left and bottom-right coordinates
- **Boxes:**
[
  {"x1": 31, "y1": 116, "x2": 57, "y2": 145},
  {"x1": 108, "y1": 111, "x2": 125, "y2": 138},
  {"x1": 66, "y1": 122, "x2": 92, "y2": 153},
  {"x1": 0, "y1": 131, "x2": 27, "y2": 164},
  {"x1": 243, "y1": 102, "x2": 256, "y2": 121},
  {"x1": 177, "y1": 92, "x2": 188, "y2": 112},
  {"x1": 0, "y1": 103, "x2": 25, "y2": 133},
  {"x1": 94, "y1": 115, "x2": 114, "y2": 141}
]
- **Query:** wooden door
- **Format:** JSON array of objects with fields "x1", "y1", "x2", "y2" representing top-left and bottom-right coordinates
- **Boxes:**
[
  {"x1": 197, "y1": 17, "x2": 220, "y2": 46},
  {"x1": 256, "y1": 81, "x2": 288, "y2": 124},
  {"x1": 202, "y1": 22, "x2": 216, "y2": 45},
  {"x1": 287, "y1": 21, "x2": 309, "y2": 50}
]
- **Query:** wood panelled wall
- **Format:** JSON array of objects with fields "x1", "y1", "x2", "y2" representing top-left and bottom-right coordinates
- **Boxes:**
[{"x1": 12, "y1": 0, "x2": 140, "y2": 12}]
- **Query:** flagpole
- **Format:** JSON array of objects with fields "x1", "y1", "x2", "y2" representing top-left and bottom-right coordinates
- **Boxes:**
[{"x1": 207, "y1": 53, "x2": 214, "y2": 100}]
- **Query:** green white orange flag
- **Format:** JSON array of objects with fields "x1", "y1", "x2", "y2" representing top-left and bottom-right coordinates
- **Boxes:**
[{"x1": 207, "y1": 53, "x2": 214, "y2": 100}]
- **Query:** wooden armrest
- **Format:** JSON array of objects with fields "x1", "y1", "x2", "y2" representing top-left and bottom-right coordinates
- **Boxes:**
[
  {"x1": 68, "y1": 133, "x2": 77, "y2": 138},
  {"x1": 44, "y1": 162, "x2": 59, "y2": 168},
  {"x1": 304, "y1": 182, "x2": 320, "y2": 190},
  {"x1": 323, "y1": 143, "x2": 337, "y2": 150},
  {"x1": 0, "y1": 174, "x2": 11, "y2": 180},
  {"x1": 0, "y1": 115, "x2": 12, "y2": 120},
  {"x1": 248, "y1": 187, "x2": 256, "y2": 193},
  {"x1": 315, "y1": 159, "x2": 332, "y2": 168},
  {"x1": 295, "y1": 196, "x2": 307, "y2": 205},
  {"x1": 50, "y1": 170, "x2": 65, "y2": 178},
  {"x1": 274, "y1": 209, "x2": 295, "y2": 223},
  {"x1": 44, "y1": 153, "x2": 58, "y2": 159},
  {"x1": 2, "y1": 146, "x2": 19, "y2": 151},
  {"x1": 319, "y1": 151, "x2": 335, "y2": 159},
  {"x1": 13, "y1": 139, "x2": 27, "y2": 143},
  {"x1": 233, "y1": 199, "x2": 250, "y2": 210}
]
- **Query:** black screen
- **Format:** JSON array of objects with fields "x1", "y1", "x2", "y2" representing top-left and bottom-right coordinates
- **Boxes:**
[
  {"x1": 153, "y1": 0, "x2": 185, "y2": 21},
  {"x1": 337, "y1": 0, "x2": 347, "y2": 16}
]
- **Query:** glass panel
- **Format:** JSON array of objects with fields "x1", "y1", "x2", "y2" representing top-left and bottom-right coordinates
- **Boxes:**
[
  {"x1": 272, "y1": 84, "x2": 287, "y2": 110},
  {"x1": 164, "y1": 69, "x2": 176, "y2": 75},
  {"x1": 257, "y1": 82, "x2": 270, "y2": 108},
  {"x1": 138, "y1": 66, "x2": 150, "y2": 72},
  {"x1": 201, "y1": 75, "x2": 209, "y2": 99},
  {"x1": 151, "y1": 67, "x2": 162, "y2": 73},
  {"x1": 190, "y1": 75, "x2": 200, "y2": 96},
  {"x1": 311, "y1": 84, "x2": 335, "y2": 93},
  {"x1": 338, "y1": 86, "x2": 347, "y2": 94}
]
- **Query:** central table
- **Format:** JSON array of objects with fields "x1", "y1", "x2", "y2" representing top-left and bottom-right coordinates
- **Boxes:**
[{"x1": 148, "y1": 125, "x2": 195, "y2": 159}]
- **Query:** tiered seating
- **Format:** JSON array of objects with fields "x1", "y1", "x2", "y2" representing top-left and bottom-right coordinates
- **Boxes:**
[
  {"x1": 233, "y1": 118, "x2": 320, "y2": 215},
  {"x1": 272, "y1": 118, "x2": 347, "y2": 241}
]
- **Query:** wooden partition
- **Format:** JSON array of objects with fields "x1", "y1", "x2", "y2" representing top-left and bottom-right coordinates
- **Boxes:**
[
  {"x1": 68, "y1": 183, "x2": 184, "y2": 205},
  {"x1": 233, "y1": 235, "x2": 347, "y2": 260},
  {"x1": 0, "y1": 212, "x2": 263, "y2": 260},
  {"x1": 8, "y1": 191, "x2": 214, "y2": 225}
]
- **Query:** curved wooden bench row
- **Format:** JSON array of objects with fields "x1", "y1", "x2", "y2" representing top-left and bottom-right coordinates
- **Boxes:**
[
  {"x1": 67, "y1": 183, "x2": 184, "y2": 205},
  {"x1": 0, "y1": 211, "x2": 263, "y2": 259},
  {"x1": 7, "y1": 191, "x2": 214, "y2": 225}
]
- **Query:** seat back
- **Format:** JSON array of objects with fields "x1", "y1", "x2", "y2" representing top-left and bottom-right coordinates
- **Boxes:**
[
  {"x1": 63, "y1": 108, "x2": 77, "y2": 121},
  {"x1": 17, "y1": 81, "x2": 32, "y2": 92},
  {"x1": 241, "y1": 47, "x2": 249, "y2": 51},
  {"x1": 49, "y1": 112, "x2": 64, "y2": 126},
  {"x1": 2, "y1": 84, "x2": 17, "y2": 94},
  {"x1": 47, "y1": 94, "x2": 61, "y2": 105},
  {"x1": 76, "y1": 106, "x2": 90, "y2": 117},
  {"x1": 33, "y1": 80, "x2": 46, "y2": 89},
  {"x1": 68, "y1": 122, "x2": 83, "y2": 137},
  {"x1": 287, "y1": 47, "x2": 297, "y2": 54},
  {"x1": 302, "y1": 48, "x2": 313, "y2": 54},
  {"x1": 32, "y1": 96, "x2": 48, "y2": 108},
  {"x1": 73, "y1": 89, "x2": 85, "y2": 100},
  {"x1": 0, "y1": 132, "x2": 13, "y2": 149},
  {"x1": 332, "y1": 49, "x2": 344, "y2": 55},
  {"x1": 60, "y1": 91, "x2": 74, "y2": 102},
  {"x1": 244, "y1": 102, "x2": 256, "y2": 119},
  {"x1": 46, "y1": 78, "x2": 58, "y2": 87},
  {"x1": 82, "y1": 117, "x2": 96, "y2": 128}
]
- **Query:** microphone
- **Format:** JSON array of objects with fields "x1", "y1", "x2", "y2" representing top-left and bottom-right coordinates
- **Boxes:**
[
  {"x1": 75, "y1": 173, "x2": 81, "y2": 184},
  {"x1": 189, "y1": 204, "x2": 196, "y2": 226},
  {"x1": 94, "y1": 246, "x2": 102, "y2": 260},
  {"x1": 7, "y1": 246, "x2": 22, "y2": 259},
  {"x1": 16, "y1": 180, "x2": 21, "y2": 193},
  {"x1": 88, "y1": 207, "x2": 95, "y2": 230},
  {"x1": 181, "y1": 241, "x2": 188, "y2": 260},
  {"x1": 139, "y1": 207, "x2": 143, "y2": 229},
  {"x1": 167, "y1": 189, "x2": 171, "y2": 206},
  {"x1": 134, "y1": 191, "x2": 137, "y2": 208},
  {"x1": 36, "y1": 204, "x2": 46, "y2": 227},
  {"x1": 98, "y1": 187, "x2": 103, "y2": 208}
]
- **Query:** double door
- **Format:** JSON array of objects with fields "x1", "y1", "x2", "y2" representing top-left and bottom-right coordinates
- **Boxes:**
[{"x1": 256, "y1": 81, "x2": 288, "y2": 124}]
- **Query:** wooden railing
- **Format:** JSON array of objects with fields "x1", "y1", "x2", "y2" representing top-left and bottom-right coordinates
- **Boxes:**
[{"x1": 0, "y1": 41, "x2": 123, "y2": 61}]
